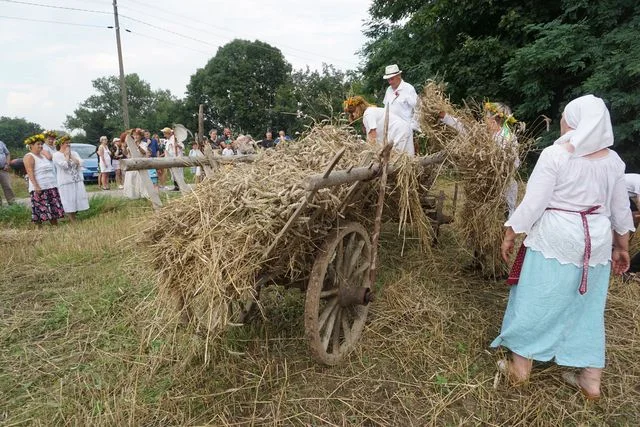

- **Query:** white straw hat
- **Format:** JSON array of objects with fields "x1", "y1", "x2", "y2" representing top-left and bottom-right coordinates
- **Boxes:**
[{"x1": 383, "y1": 64, "x2": 402, "y2": 79}]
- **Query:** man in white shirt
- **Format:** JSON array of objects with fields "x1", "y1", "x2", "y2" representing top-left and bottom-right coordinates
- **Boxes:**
[{"x1": 382, "y1": 64, "x2": 419, "y2": 132}]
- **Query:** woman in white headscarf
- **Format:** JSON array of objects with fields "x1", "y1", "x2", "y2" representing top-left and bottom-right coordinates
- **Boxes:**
[{"x1": 491, "y1": 95, "x2": 634, "y2": 399}]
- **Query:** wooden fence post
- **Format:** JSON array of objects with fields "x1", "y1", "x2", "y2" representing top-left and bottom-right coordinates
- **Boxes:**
[{"x1": 198, "y1": 104, "x2": 204, "y2": 143}]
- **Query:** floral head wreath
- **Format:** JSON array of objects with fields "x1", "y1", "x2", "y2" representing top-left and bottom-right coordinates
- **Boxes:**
[
  {"x1": 343, "y1": 96, "x2": 367, "y2": 112},
  {"x1": 43, "y1": 130, "x2": 58, "y2": 138},
  {"x1": 484, "y1": 102, "x2": 517, "y2": 126},
  {"x1": 56, "y1": 135, "x2": 71, "y2": 146},
  {"x1": 24, "y1": 133, "x2": 46, "y2": 146}
]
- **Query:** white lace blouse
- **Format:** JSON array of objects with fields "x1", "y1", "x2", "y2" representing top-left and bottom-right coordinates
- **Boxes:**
[{"x1": 506, "y1": 144, "x2": 634, "y2": 266}]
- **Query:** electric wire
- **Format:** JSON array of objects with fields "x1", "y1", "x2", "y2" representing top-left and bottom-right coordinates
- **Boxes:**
[
  {"x1": 1, "y1": 0, "x2": 357, "y2": 68},
  {"x1": 0, "y1": 14, "x2": 109, "y2": 28},
  {"x1": 0, "y1": 0, "x2": 112, "y2": 15},
  {"x1": 125, "y1": 0, "x2": 356, "y2": 66}
]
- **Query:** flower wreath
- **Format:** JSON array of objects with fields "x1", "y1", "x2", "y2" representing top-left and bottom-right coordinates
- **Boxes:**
[
  {"x1": 343, "y1": 96, "x2": 367, "y2": 112},
  {"x1": 24, "y1": 133, "x2": 46, "y2": 146},
  {"x1": 56, "y1": 135, "x2": 71, "y2": 145},
  {"x1": 484, "y1": 102, "x2": 518, "y2": 126}
]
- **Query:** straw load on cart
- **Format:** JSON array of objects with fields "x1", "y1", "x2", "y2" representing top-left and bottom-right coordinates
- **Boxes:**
[{"x1": 138, "y1": 124, "x2": 445, "y2": 364}]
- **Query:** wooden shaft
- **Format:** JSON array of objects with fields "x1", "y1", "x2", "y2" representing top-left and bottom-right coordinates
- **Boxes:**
[
  {"x1": 368, "y1": 105, "x2": 392, "y2": 288},
  {"x1": 120, "y1": 154, "x2": 258, "y2": 171},
  {"x1": 305, "y1": 151, "x2": 445, "y2": 191},
  {"x1": 198, "y1": 104, "x2": 204, "y2": 142}
]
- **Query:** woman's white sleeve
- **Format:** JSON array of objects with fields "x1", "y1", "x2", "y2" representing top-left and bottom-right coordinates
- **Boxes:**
[
  {"x1": 505, "y1": 148, "x2": 559, "y2": 234},
  {"x1": 610, "y1": 171, "x2": 635, "y2": 234},
  {"x1": 441, "y1": 114, "x2": 465, "y2": 134},
  {"x1": 52, "y1": 152, "x2": 73, "y2": 171}
]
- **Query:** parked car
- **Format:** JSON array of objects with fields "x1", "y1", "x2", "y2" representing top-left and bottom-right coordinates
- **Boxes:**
[{"x1": 71, "y1": 143, "x2": 115, "y2": 183}]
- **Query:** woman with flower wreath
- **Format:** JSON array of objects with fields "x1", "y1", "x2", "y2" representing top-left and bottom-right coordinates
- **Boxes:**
[
  {"x1": 439, "y1": 102, "x2": 520, "y2": 217},
  {"x1": 23, "y1": 134, "x2": 64, "y2": 225},
  {"x1": 492, "y1": 95, "x2": 633, "y2": 400},
  {"x1": 343, "y1": 96, "x2": 415, "y2": 155},
  {"x1": 52, "y1": 135, "x2": 89, "y2": 221},
  {"x1": 41, "y1": 130, "x2": 57, "y2": 161}
]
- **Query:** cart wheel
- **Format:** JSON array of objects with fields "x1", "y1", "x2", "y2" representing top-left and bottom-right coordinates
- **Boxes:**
[{"x1": 305, "y1": 222, "x2": 372, "y2": 365}]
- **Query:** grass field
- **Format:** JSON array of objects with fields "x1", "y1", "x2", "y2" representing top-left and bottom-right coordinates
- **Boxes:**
[{"x1": 1, "y1": 190, "x2": 639, "y2": 426}]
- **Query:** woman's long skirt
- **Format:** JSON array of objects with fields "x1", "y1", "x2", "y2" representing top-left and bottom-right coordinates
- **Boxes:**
[
  {"x1": 58, "y1": 181, "x2": 89, "y2": 213},
  {"x1": 490, "y1": 248, "x2": 611, "y2": 368}
]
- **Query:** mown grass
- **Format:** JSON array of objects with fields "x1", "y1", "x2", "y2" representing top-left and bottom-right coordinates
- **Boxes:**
[{"x1": 1, "y1": 191, "x2": 639, "y2": 426}]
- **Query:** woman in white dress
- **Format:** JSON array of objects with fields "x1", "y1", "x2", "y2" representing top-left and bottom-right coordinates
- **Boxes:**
[
  {"x1": 52, "y1": 135, "x2": 89, "y2": 221},
  {"x1": 97, "y1": 136, "x2": 113, "y2": 190},
  {"x1": 123, "y1": 128, "x2": 150, "y2": 199},
  {"x1": 343, "y1": 96, "x2": 414, "y2": 155}
]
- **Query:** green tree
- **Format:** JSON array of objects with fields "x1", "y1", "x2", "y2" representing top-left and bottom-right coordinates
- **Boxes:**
[
  {"x1": 273, "y1": 64, "x2": 362, "y2": 135},
  {"x1": 361, "y1": 0, "x2": 640, "y2": 166},
  {"x1": 65, "y1": 74, "x2": 186, "y2": 142},
  {"x1": 185, "y1": 39, "x2": 292, "y2": 137},
  {"x1": 0, "y1": 116, "x2": 43, "y2": 152}
]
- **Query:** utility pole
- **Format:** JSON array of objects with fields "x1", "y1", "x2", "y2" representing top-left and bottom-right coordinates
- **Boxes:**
[{"x1": 112, "y1": 0, "x2": 130, "y2": 129}]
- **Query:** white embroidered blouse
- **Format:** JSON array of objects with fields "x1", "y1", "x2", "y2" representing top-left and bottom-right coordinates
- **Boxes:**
[{"x1": 506, "y1": 144, "x2": 634, "y2": 266}]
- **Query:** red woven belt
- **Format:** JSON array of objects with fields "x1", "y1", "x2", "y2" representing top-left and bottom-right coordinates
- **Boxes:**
[{"x1": 506, "y1": 205, "x2": 600, "y2": 295}]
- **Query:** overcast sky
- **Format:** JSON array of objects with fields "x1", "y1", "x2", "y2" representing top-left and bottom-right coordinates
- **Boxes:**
[{"x1": 1, "y1": 0, "x2": 372, "y2": 130}]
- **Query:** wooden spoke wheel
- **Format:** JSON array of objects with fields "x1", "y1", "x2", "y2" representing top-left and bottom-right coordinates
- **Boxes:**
[{"x1": 305, "y1": 222, "x2": 372, "y2": 365}]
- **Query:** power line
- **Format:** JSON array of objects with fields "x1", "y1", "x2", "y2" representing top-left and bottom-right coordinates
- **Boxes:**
[
  {"x1": 124, "y1": 0, "x2": 357, "y2": 67},
  {"x1": 126, "y1": 29, "x2": 212, "y2": 56},
  {"x1": 0, "y1": 0, "x2": 112, "y2": 15},
  {"x1": 0, "y1": 14, "x2": 108, "y2": 28},
  {"x1": 119, "y1": 14, "x2": 222, "y2": 49},
  {"x1": 1, "y1": 0, "x2": 357, "y2": 68},
  {"x1": 117, "y1": 11, "x2": 338, "y2": 66}
]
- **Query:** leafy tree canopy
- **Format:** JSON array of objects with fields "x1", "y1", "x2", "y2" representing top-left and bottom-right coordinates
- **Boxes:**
[
  {"x1": 0, "y1": 116, "x2": 43, "y2": 153},
  {"x1": 65, "y1": 74, "x2": 186, "y2": 143},
  {"x1": 185, "y1": 39, "x2": 292, "y2": 137},
  {"x1": 362, "y1": 0, "x2": 640, "y2": 167}
]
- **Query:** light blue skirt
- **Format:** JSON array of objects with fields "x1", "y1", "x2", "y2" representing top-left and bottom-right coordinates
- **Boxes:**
[{"x1": 490, "y1": 248, "x2": 611, "y2": 368}]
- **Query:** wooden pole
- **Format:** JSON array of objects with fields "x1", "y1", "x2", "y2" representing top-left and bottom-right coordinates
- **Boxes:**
[
  {"x1": 120, "y1": 154, "x2": 258, "y2": 171},
  {"x1": 201, "y1": 141, "x2": 217, "y2": 177},
  {"x1": 112, "y1": 0, "x2": 129, "y2": 129},
  {"x1": 198, "y1": 104, "x2": 204, "y2": 142},
  {"x1": 368, "y1": 105, "x2": 392, "y2": 288},
  {"x1": 305, "y1": 151, "x2": 445, "y2": 191}
]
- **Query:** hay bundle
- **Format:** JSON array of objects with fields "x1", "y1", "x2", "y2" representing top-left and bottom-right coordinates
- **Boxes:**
[
  {"x1": 418, "y1": 82, "x2": 524, "y2": 276},
  {"x1": 140, "y1": 124, "x2": 434, "y2": 345}
]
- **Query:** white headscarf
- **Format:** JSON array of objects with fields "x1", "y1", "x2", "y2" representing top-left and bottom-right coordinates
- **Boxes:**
[{"x1": 554, "y1": 94, "x2": 613, "y2": 157}]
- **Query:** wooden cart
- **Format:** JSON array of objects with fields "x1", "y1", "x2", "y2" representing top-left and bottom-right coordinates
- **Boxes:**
[{"x1": 220, "y1": 149, "x2": 453, "y2": 365}]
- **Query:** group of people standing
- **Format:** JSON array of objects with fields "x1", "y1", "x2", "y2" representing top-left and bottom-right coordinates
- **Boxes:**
[
  {"x1": 22, "y1": 130, "x2": 89, "y2": 225},
  {"x1": 97, "y1": 127, "x2": 185, "y2": 196}
]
